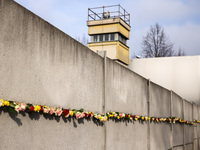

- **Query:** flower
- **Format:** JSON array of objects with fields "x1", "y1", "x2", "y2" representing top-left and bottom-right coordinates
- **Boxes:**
[
  {"x1": 55, "y1": 107, "x2": 63, "y2": 116},
  {"x1": 40, "y1": 105, "x2": 43, "y2": 112},
  {"x1": 63, "y1": 109, "x2": 69, "y2": 117},
  {"x1": 34, "y1": 105, "x2": 41, "y2": 113},
  {"x1": 49, "y1": 107, "x2": 56, "y2": 115},
  {"x1": 29, "y1": 106, "x2": 34, "y2": 112},
  {"x1": 43, "y1": 106, "x2": 50, "y2": 114},
  {"x1": 15, "y1": 105, "x2": 22, "y2": 113},
  {"x1": 69, "y1": 110, "x2": 74, "y2": 117},
  {"x1": 75, "y1": 112, "x2": 82, "y2": 119},
  {"x1": 117, "y1": 116, "x2": 120, "y2": 119},
  {"x1": 3, "y1": 100, "x2": 10, "y2": 106},
  {"x1": 21, "y1": 103, "x2": 26, "y2": 111},
  {"x1": 0, "y1": 99, "x2": 4, "y2": 107}
]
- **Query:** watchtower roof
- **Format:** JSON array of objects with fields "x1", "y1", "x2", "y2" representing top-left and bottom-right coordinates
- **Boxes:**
[{"x1": 88, "y1": 5, "x2": 130, "y2": 26}]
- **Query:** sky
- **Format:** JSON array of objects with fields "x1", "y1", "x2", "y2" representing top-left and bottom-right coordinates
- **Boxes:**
[{"x1": 14, "y1": 0, "x2": 200, "y2": 58}]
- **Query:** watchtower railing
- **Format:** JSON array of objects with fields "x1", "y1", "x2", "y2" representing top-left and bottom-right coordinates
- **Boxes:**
[{"x1": 88, "y1": 4, "x2": 130, "y2": 26}]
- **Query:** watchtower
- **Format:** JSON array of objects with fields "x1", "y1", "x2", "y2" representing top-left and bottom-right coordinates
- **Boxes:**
[{"x1": 87, "y1": 5, "x2": 131, "y2": 65}]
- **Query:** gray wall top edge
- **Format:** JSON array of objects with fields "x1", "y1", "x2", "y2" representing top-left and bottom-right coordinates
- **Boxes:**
[{"x1": 10, "y1": 0, "x2": 104, "y2": 62}]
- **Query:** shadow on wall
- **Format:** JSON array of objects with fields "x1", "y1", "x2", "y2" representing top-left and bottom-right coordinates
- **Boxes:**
[{"x1": 0, "y1": 108, "x2": 105, "y2": 127}]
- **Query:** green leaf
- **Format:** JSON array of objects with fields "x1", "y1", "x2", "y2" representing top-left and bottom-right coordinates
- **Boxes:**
[
  {"x1": 9, "y1": 102, "x2": 16, "y2": 108},
  {"x1": 8, "y1": 107, "x2": 16, "y2": 113}
]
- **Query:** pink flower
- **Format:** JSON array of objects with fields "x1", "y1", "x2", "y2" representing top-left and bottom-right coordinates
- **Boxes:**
[
  {"x1": 55, "y1": 108, "x2": 63, "y2": 116},
  {"x1": 20, "y1": 103, "x2": 26, "y2": 111},
  {"x1": 49, "y1": 107, "x2": 55, "y2": 115},
  {"x1": 43, "y1": 106, "x2": 50, "y2": 114},
  {"x1": 15, "y1": 105, "x2": 22, "y2": 113},
  {"x1": 76, "y1": 112, "x2": 82, "y2": 119}
]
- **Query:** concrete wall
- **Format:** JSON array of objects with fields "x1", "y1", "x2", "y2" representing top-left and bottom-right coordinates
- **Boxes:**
[
  {"x1": 0, "y1": 0, "x2": 199, "y2": 150},
  {"x1": 129, "y1": 56, "x2": 200, "y2": 104},
  {"x1": 0, "y1": 0, "x2": 104, "y2": 149}
]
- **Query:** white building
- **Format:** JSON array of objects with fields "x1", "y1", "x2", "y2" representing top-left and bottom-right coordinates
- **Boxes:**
[{"x1": 128, "y1": 55, "x2": 200, "y2": 104}]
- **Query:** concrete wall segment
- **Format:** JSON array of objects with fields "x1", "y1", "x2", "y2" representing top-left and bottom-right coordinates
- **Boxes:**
[
  {"x1": 150, "y1": 82, "x2": 171, "y2": 117},
  {"x1": 172, "y1": 92, "x2": 183, "y2": 119},
  {"x1": 106, "y1": 59, "x2": 148, "y2": 116},
  {"x1": 0, "y1": 0, "x2": 104, "y2": 113}
]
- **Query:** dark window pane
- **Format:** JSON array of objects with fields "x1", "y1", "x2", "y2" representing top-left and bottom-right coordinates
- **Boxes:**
[
  {"x1": 111, "y1": 33, "x2": 115, "y2": 41},
  {"x1": 105, "y1": 34, "x2": 109, "y2": 41},
  {"x1": 94, "y1": 35, "x2": 98, "y2": 42},
  {"x1": 100, "y1": 35, "x2": 103, "y2": 42}
]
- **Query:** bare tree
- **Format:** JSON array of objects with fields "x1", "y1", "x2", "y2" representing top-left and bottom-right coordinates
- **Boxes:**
[
  {"x1": 177, "y1": 47, "x2": 186, "y2": 56},
  {"x1": 75, "y1": 34, "x2": 88, "y2": 46},
  {"x1": 141, "y1": 23, "x2": 175, "y2": 58}
]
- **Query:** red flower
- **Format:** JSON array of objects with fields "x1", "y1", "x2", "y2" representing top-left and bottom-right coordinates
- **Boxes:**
[
  {"x1": 84, "y1": 113, "x2": 88, "y2": 117},
  {"x1": 40, "y1": 105, "x2": 43, "y2": 112},
  {"x1": 88, "y1": 114, "x2": 91, "y2": 118},
  {"x1": 133, "y1": 115, "x2": 136, "y2": 118},
  {"x1": 63, "y1": 109, "x2": 69, "y2": 117},
  {"x1": 29, "y1": 106, "x2": 34, "y2": 112},
  {"x1": 125, "y1": 115, "x2": 128, "y2": 118}
]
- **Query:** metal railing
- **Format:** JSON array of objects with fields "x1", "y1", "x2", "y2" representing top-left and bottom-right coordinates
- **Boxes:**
[{"x1": 88, "y1": 4, "x2": 130, "y2": 26}]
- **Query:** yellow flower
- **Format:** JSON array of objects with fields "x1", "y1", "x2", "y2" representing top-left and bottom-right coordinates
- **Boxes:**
[
  {"x1": 3, "y1": 100, "x2": 10, "y2": 106},
  {"x1": 135, "y1": 118, "x2": 138, "y2": 121},
  {"x1": 99, "y1": 116, "x2": 102, "y2": 120},
  {"x1": 34, "y1": 105, "x2": 41, "y2": 112},
  {"x1": 117, "y1": 116, "x2": 120, "y2": 119},
  {"x1": 141, "y1": 117, "x2": 144, "y2": 120},
  {"x1": 69, "y1": 110, "x2": 74, "y2": 117},
  {"x1": 103, "y1": 118, "x2": 107, "y2": 122},
  {"x1": 109, "y1": 114, "x2": 113, "y2": 118},
  {"x1": 128, "y1": 115, "x2": 131, "y2": 118}
]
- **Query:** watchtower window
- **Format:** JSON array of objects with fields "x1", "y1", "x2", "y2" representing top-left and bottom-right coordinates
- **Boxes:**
[
  {"x1": 99, "y1": 35, "x2": 103, "y2": 42},
  {"x1": 110, "y1": 33, "x2": 115, "y2": 41},
  {"x1": 94, "y1": 35, "x2": 98, "y2": 42},
  {"x1": 105, "y1": 34, "x2": 109, "y2": 41}
]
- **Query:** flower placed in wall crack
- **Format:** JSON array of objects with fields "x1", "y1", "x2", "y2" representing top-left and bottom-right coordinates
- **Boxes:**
[
  {"x1": 15, "y1": 105, "x2": 22, "y2": 113},
  {"x1": 43, "y1": 106, "x2": 50, "y2": 114},
  {"x1": 29, "y1": 106, "x2": 34, "y2": 112},
  {"x1": 49, "y1": 107, "x2": 56, "y2": 115},
  {"x1": 3, "y1": 100, "x2": 10, "y2": 106},
  {"x1": 34, "y1": 105, "x2": 41, "y2": 113},
  {"x1": 55, "y1": 107, "x2": 63, "y2": 116},
  {"x1": 69, "y1": 110, "x2": 74, "y2": 117},
  {"x1": 63, "y1": 109, "x2": 69, "y2": 118}
]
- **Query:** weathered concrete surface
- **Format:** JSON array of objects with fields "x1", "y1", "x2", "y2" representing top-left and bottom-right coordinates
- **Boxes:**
[
  {"x1": 0, "y1": 0, "x2": 104, "y2": 112},
  {"x1": 150, "y1": 82, "x2": 171, "y2": 117},
  {"x1": 150, "y1": 123, "x2": 171, "y2": 150},
  {"x1": 106, "y1": 59, "x2": 148, "y2": 116},
  {"x1": 149, "y1": 83, "x2": 171, "y2": 150},
  {"x1": 194, "y1": 139, "x2": 198, "y2": 150},
  {"x1": 106, "y1": 59, "x2": 148, "y2": 150},
  {"x1": 0, "y1": 111, "x2": 104, "y2": 150},
  {"x1": 173, "y1": 124, "x2": 184, "y2": 146},
  {"x1": 172, "y1": 92, "x2": 183, "y2": 119},
  {"x1": 173, "y1": 146, "x2": 183, "y2": 150},
  {"x1": 185, "y1": 144, "x2": 193, "y2": 150},
  {"x1": 0, "y1": 0, "x2": 199, "y2": 150},
  {"x1": 184, "y1": 125, "x2": 193, "y2": 144},
  {"x1": 0, "y1": 0, "x2": 104, "y2": 149},
  {"x1": 106, "y1": 121, "x2": 148, "y2": 150},
  {"x1": 184, "y1": 101, "x2": 193, "y2": 122}
]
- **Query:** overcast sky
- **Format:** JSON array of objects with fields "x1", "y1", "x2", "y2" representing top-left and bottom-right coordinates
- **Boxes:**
[{"x1": 14, "y1": 0, "x2": 200, "y2": 57}]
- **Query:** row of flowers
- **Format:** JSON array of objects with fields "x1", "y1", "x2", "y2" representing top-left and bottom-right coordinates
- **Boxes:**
[{"x1": 0, "y1": 99, "x2": 198, "y2": 125}]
